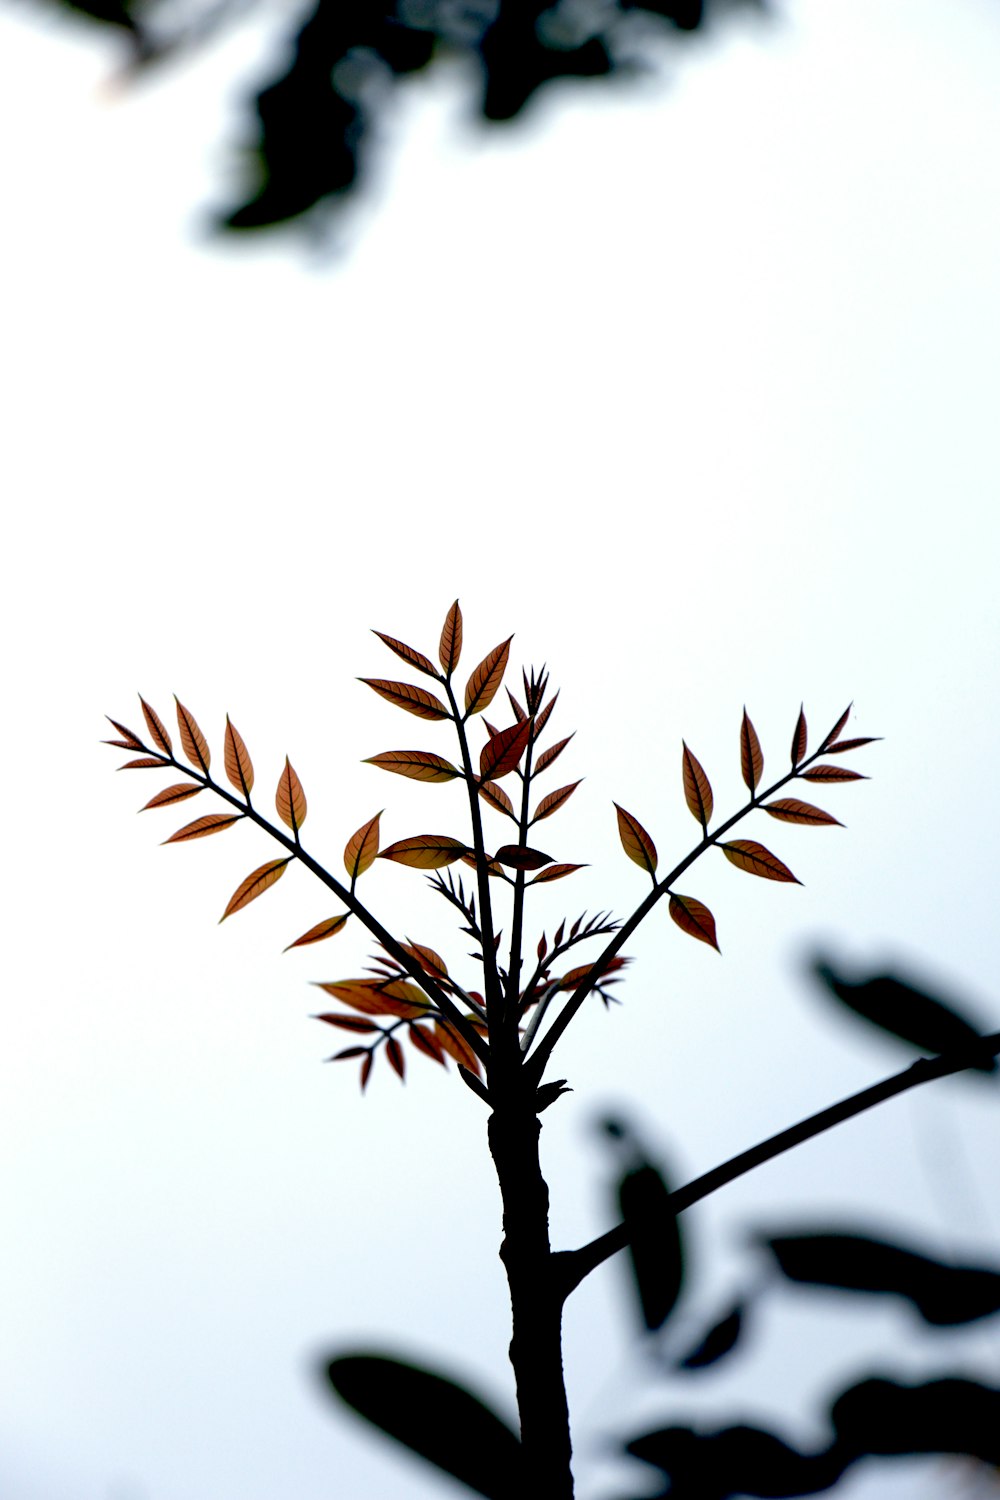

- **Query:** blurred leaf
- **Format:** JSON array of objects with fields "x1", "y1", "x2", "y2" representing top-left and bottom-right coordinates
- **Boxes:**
[
  {"x1": 276, "y1": 757, "x2": 307, "y2": 834},
  {"x1": 141, "y1": 783, "x2": 202, "y2": 810},
  {"x1": 791, "y1": 705, "x2": 808, "y2": 767},
  {"x1": 480, "y1": 719, "x2": 533, "y2": 781},
  {"x1": 163, "y1": 813, "x2": 240, "y2": 843},
  {"x1": 315, "y1": 979, "x2": 428, "y2": 1020},
  {"x1": 677, "y1": 1302, "x2": 744, "y2": 1370},
  {"x1": 408, "y1": 1022, "x2": 447, "y2": 1065},
  {"x1": 831, "y1": 1375, "x2": 1000, "y2": 1465},
  {"x1": 435, "y1": 1020, "x2": 482, "y2": 1074},
  {"x1": 763, "y1": 799, "x2": 842, "y2": 827},
  {"x1": 224, "y1": 716, "x2": 255, "y2": 796},
  {"x1": 624, "y1": 1422, "x2": 848, "y2": 1499},
  {"x1": 682, "y1": 743, "x2": 713, "y2": 830},
  {"x1": 618, "y1": 1161, "x2": 683, "y2": 1332},
  {"x1": 371, "y1": 632, "x2": 438, "y2": 679},
  {"x1": 668, "y1": 894, "x2": 719, "y2": 951},
  {"x1": 721, "y1": 840, "x2": 799, "y2": 883},
  {"x1": 380, "y1": 835, "x2": 470, "y2": 869},
  {"x1": 139, "y1": 696, "x2": 172, "y2": 755},
  {"x1": 532, "y1": 781, "x2": 581, "y2": 824},
  {"x1": 364, "y1": 750, "x2": 460, "y2": 782},
  {"x1": 220, "y1": 858, "x2": 291, "y2": 920},
  {"x1": 284, "y1": 913, "x2": 349, "y2": 950},
  {"x1": 740, "y1": 709, "x2": 763, "y2": 793},
  {"x1": 439, "y1": 600, "x2": 463, "y2": 675},
  {"x1": 465, "y1": 637, "x2": 512, "y2": 716},
  {"x1": 614, "y1": 804, "x2": 658, "y2": 876},
  {"x1": 174, "y1": 697, "x2": 211, "y2": 774},
  {"x1": 360, "y1": 679, "x2": 450, "y2": 720},
  {"x1": 344, "y1": 812, "x2": 381, "y2": 880},
  {"x1": 386, "y1": 1037, "x2": 406, "y2": 1079}
]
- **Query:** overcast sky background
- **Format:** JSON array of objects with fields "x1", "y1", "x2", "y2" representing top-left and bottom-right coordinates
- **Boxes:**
[{"x1": 3, "y1": 1, "x2": 1000, "y2": 1497}]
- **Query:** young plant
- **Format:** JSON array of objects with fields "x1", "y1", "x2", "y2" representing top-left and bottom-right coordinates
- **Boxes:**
[{"x1": 103, "y1": 600, "x2": 991, "y2": 1498}]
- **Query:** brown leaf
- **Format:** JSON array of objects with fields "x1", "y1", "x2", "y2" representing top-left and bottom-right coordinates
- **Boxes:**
[
  {"x1": 669, "y1": 893, "x2": 720, "y2": 951},
  {"x1": 438, "y1": 600, "x2": 463, "y2": 676},
  {"x1": 534, "y1": 691, "x2": 559, "y2": 737},
  {"x1": 800, "y1": 766, "x2": 869, "y2": 783},
  {"x1": 824, "y1": 736, "x2": 882, "y2": 755},
  {"x1": 479, "y1": 781, "x2": 515, "y2": 817},
  {"x1": 363, "y1": 750, "x2": 460, "y2": 783},
  {"x1": 464, "y1": 636, "x2": 512, "y2": 717},
  {"x1": 314, "y1": 979, "x2": 428, "y2": 1020},
  {"x1": 163, "y1": 813, "x2": 241, "y2": 843},
  {"x1": 224, "y1": 716, "x2": 255, "y2": 796},
  {"x1": 740, "y1": 708, "x2": 764, "y2": 793},
  {"x1": 220, "y1": 857, "x2": 291, "y2": 920},
  {"x1": 791, "y1": 705, "x2": 808, "y2": 768},
  {"x1": 528, "y1": 862, "x2": 587, "y2": 884},
  {"x1": 386, "y1": 1037, "x2": 406, "y2": 1080},
  {"x1": 174, "y1": 697, "x2": 211, "y2": 774},
  {"x1": 532, "y1": 781, "x2": 582, "y2": 824},
  {"x1": 434, "y1": 1020, "x2": 482, "y2": 1075},
  {"x1": 315, "y1": 1014, "x2": 380, "y2": 1033},
  {"x1": 399, "y1": 941, "x2": 449, "y2": 980},
  {"x1": 494, "y1": 845, "x2": 553, "y2": 871},
  {"x1": 372, "y1": 631, "x2": 438, "y2": 679},
  {"x1": 720, "y1": 840, "x2": 800, "y2": 883},
  {"x1": 327, "y1": 1044, "x2": 370, "y2": 1059},
  {"x1": 118, "y1": 757, "x2": 169, "y2": 770},
  {"x1": 105, "y1": 717, "x2": 144, "y2": 749},
  {"x1": 614, "y1": 803, "x2": 658, "y2": 876},
  {"x1": 139, "y1": 697, "x2": 172, "y2": 755},
  {"x1": 480, "y1": 718, "x2": 533, "y2": 782},
  {"x1": 360, "y1": 1053, "x2": 374, "y2": 1091},
  {"x1": 141, "y1": 783, "x2": 203, "y2": 810},
  {"x1": 820, "y1": 703, "x2": 853, "y2": 750},
  {"x1": 344, "y1": 812, "x2": 381, "y2": 880},
  {"x1": 535, "y1": 734, "x2": 574, "y2": 775},
  {"x1": 408, "y1": 1022, "x2": 447, "y2": 1065},
  {"x1": 682, "y1": 743, "x2": 714, "y2": 829},
  {"x1": 460, "y1": 852, "x2": 506, "y2": 877},
  {"x1": 276, "y1": 757, "x2": 307, "y2": 834},
  {"x1": 379, "y1": 835, "x2": 470, "y2": 869},
  {"x1": 360, "y1": 678, "x2": 449, "y2": 720},
  {"x1": 506, "y1": 689, "x2": 527, "y2": 723},
  {"x1": 764, "y1": 798, "x2": 843, "y2": 827},
  {"x1": 284, "y1": 913, "x2": 349, "y2": 950}
]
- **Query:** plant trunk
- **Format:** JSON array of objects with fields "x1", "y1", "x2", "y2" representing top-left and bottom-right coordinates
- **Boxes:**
[{"x1": 488, "y1": 1095, "x2": 573, "y2": 1497}]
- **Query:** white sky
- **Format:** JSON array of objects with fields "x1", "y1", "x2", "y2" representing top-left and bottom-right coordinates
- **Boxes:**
[{"x1": 2, "y1": 1, "x2": 1000, "y2": 1497}]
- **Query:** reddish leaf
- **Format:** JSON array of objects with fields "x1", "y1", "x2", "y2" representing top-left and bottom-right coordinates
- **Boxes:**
[
  {"x1": 480, "y1": 719, "x2": 533, "y2": 781},
  {"x1": 721, "y1": 840, "x2": 800, "y2": 883},
  {"x1": 464, "y1": 637, "x2": 512, "y2": 717},
  {"x1": 820, "y1": 703, "x2": 853, "y2": 750},
  {"x1": 460, "y1": 852, "x2": 506, "y2": 877},
  {"x1": 534, "y1": 734, "x2": 574, "y2": 775},
  {"x1": 764, "y1": 799, "x2": 842, "y2": 827},
  {"x1": 668, "y1": 894, "x2": 720, "y2": 951},
  {"x1": 506, "y1": 689, "x2": 527, "y2": 723},
  {"x1": 315, "y1": 979, "x2": 428, "y2": 1020},
  {"x1": 141, "y1": 783, "x2": 203, "y2": 810},
  {"x1": 385, "y1": 1037, "x2": 406, "y2": 1080},
  {"x1": 220, "y1": 858, "x2": 291, "y2": 920},
  {"x1": 532, "y1": 781, "x2": 581, "y2": 824},
  {"x1": 163, "y1": 813, "x2": 241, "y2": 843},
  {"x1": 791, "y1": 705, "x2": 808, "y2": 768},
  {"x1": 434, "y1": 1020, "x2": 482, "y2": 1075},
  {"x1": 379, "y1": 835, "x2": 469, "y2": 869},
  {"x1": 614, "y1": 804, "x2": 658, "y2": 877},
  {"x1": 399, "y1": 941, "x2": 449, "y2": 980},
  {"x1": 276, "y1": 758, "x2": 307, "y2": 834},
  {"x1": 408, "y1": 1022, "x2": 447, "y2": 1065},
  {"x1": 801, "y1": 766, "x2": 869, "y2": 783},
  {"x1": 372, "y1": 631, "x2": 438, "y2": 679},
  {"x1": 174, "y1": 697, "x2": 211, "y2": 774},
  {"x1": 360, "y1": 1053, "x2": 374, "y2": 1091},
  {"x1": 315, "y1": 1014, "x2": 380, "y2": 1033},
  {"x1": 825, "y1": 736, "x2": 882, "y2": 754},
  {"x1": 224, "y1": 716, "x2": 255, "y2": 796},
  {"x1": 682, "y1": 743, "x2": 713, "y2": 829},
  {"x1": 119, "y1": 757, "x2": 170, "y2": 770},
  {"x1": 534, "y1": 692, "x2": 559, "y2": 737},
  {"x1": 328, "y1": 1045, "x2": 370, "y2": 1059},
  {"x1": 284, "y1": 914, "x2": 349, "y2": 950},
  {"x1": 363, "y1": 750, "x2": 460, "y2": 782},
  {"x1": 104, "y1": 739, "x2": 140, "y2": 750},
  {"x1": 529, "y1": 862, "x2": 587, "y2": 884},
  {"x1": 438, "y1": 601, "x2": 463, "y2": 676},
  {"x1": 105, "y1": 717, "x2": 144, "y2": 749},
  {"x1": 494, "y1": 845, "x2": 553, "y2": 871},
  {"x1": 479, "y1": 780, "x2": 515, "y2": 817},
  {"x1": 344, "y1": 812, "x2": 381, "y2": 880},
  {"x1": 360, "y1": 679, "x2": 449, "y2": 720},
  {"x1": 740, "y1": 708, "x2": 764, "y2": 793},
  {"x1": 139, "y1": 697, "x2": 172, "y2": 755}
]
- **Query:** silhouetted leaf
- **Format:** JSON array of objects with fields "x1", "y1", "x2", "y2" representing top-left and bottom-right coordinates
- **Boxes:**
[
  {"x1": 386, "y1": 1037, "x2": 406, "y2": 1080},
  {"x1": 682, "y1": 743, "x2": 713, "y2": 830},
  {"x1": 220, "y1": 857, "x2": 291, "y2": 920},
  {"x1": 677, "y1": 1302, "x2": 744, "y2": 1370},
  {"x1": 721, "y1": 841, "x2": 800, "y2": 883},
  {"x1": 831, "y1": 1375, "x2": 1000, "y2": 1465},
  {"x1": 764, "y1": 799, "x2": 842, "y2": 827},
  {"x1": 801, "y1": 765, "x2": 868, "y2": 783},
  {"x1": 625, "y1": 1421, "x2": 849, "y2": 1498},
  {"x1": 139, "y1": 697, "x2": 172, "y2": 755},
  {"x1": 344, "y1": 812, "x2": 381, "y2": 880},
  {"x1": 163, "y1": 813, "x2": 241, "y2": 843},
  {"x1": 479, "y1": 780, "x2": 516, "y2": 816},
  {"x1": 532, "y1": 781, "x2": 581, "y2": 824},
  {"x1": 464, "y1": 636, "x2": 512, "y2": 716},
  {"x1": 364, "y1": 750, "x2": 460, "y2": 782},
  {"x1": 615, "y1": 804, "x2": 658, "y2": 876},
  {"x1": 791, "y1": 705, "x2": 808, "y2": 767},
  {"x1": 619, "y1": 1162, "x2": 683, "y2": 1331},
  {"x1": 326, "y1": 1352, "x2": 523, "y2": 1499},
  {"x1": 360, "y1": 679, "x2": 449, "y2": 720},
  {"x1": 224, "y1": 716, "x2": 255, "y2": 796},
  {"x1": 439, "y1": 600, "x2": 463, "y2": 676},
  {"x1": 284, "y1": 914, "x2": 349, "y2": 950},
  {"x1": 820, "y1": 703, "x2": 852, "y2": 749},
  {"x1": 494, "y1": 845, "x2": 553, "y2": 871},
  {"x1": 740, "y1": 709, "x2": 763, "y2": 793},
  {"x1": 534, "y1": 733, "x2": 574, "y2": 774},
  {"x1": 141, "y1": 783, "x2": 203, "y2": 810},
  {"x1": 669, "y1": 894, "x2": 720, "y2": 951},
  {"x1": 528, "y1": 862, "x2": 586, "y2": 884},
  {"x1": 480, "y1": 719, "x2": 533, "y2": 781},
  {"x1": 372, "y1": 631, "x2": 438, "y2": 679},
  {"x1": 825, "y1": 736, "x2": 881, "y2": 754},
  {"x1": 276, "y1": 757, "x2": 307, "y2": 834},
  {"x1": 174, "y1": 697, "x2": 211, "y2": 774},
  {"x1": 380, "y1": 835, "x2": 469, "y2": 868}
]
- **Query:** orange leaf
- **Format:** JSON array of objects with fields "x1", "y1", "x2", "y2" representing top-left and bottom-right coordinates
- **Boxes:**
[
  {"x1": 386, "y1": 1037, "x2": 406, "y2": 1080},
  {"x1": 371, "y1": 631, "x2": 438, "y2": 679},
  {"x1": 460, "y1": 851, "x2": 506, "y2": 877},
  {"x1": 434, "y1": 1020, "x2": 482, "y2": 1075},
  {"x1": 479, "y1": 780, "x2": 515, "y2": 816},
  {"x1": 220, "y1": 857, "x2": 291, "y2": 921},
  {"x1": 669, "y1": 893, "x2": 720, "y2": 951},
  {"x1": 614, "y1": 803, "x2": 658, "y2": 876},
  {"x1": 141, "y1": 783, "x2": 203, "y2": 810},
  {"x1": 720, "y1": 840, "x2": 800, "y2": 883},
  {"x1": 363, "y1": 750, "x2": 460, "y2": 782},
  {"x1": 464, "y1": 636, "x2": 512, "y2": 717},
  {"x1": 764, "y1": 798, "x2": 842, "y2": 827},
  {"x1": 360, "y1": 678, "x2": 449, "y2": 720},
  {"x1": 163, "y1": 813, "x2": 241, "y2": 843},
  {"x1": 344, "y1": 812, "x2": 381, "y2": 880},
  {"x1": 824, "y1": 736, "x2": 882, "y2": 755},
  {"x1": 682, "y1": 743, "x2": 713, "y2": 829},
  {"x1": 535, "y1": 734, "x2": 574, "y2": 775},
  {"x1": 276, "y1": 757, "x2": 307, "y2": 834},
  {"x1": 438, "y1": 600, "x2": 463, "y2": 676},
  {"x1": 314, "y1": 979, "x2": 428, "y2": 1020},
  {"x1": 820, "y1": 703, "x2": 853, "y2": 750},
  {"x1": 529, "y1": 862, "x2": 586, "y2": 884},
  {"x1": 284, "y1": 914, "x2": 349, "y2": 950},
  {"x1": 480, "y1": 718, "x2": 533, "y2": 781},
  {"x1": 740, "y1": 709, "x2": 764, "y2": 793},
  {"x1": 801, "y1": 766, "x2": 869, "y2": 783},
  {"x1": 174, "y1": 697, "x2": 211, "y2": 774},
  {"x1": 224, "y1": 716, "x2": 255, "y2": 796},
  {"x1": 379, "y1": 835, "x2": 469, "y2": 869},
  {"x1": 494, "y1": 845, "x2": 553, "y2": 871},
  {"x1": 408, "y1": 1022, "x2": 447, "y2": 1066},
  {"x1": 105, "y1": 716, "x2": 144, "y2": 749},
  {"x1": 791, "y1": 705, "x2": 808, "y2": 767},
  {"x1": 399, "y1": 941, "x2": 449, "y2": 980},
  {"x1": 118, "y1": 757, "x2": 169, "y2": 770},
  {"x1": 139, "y1": 697, "x2": 172, "y2": 755},
  {"x1": 532, "y1": 781, "x2": 581, "y2": 824}
]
